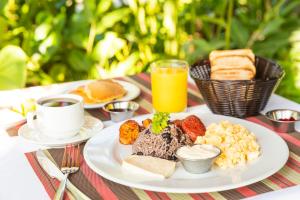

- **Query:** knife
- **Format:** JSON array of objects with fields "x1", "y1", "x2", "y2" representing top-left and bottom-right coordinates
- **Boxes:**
[{"x1": 36, "y1": 150, "x2": 91, "y2": 200}]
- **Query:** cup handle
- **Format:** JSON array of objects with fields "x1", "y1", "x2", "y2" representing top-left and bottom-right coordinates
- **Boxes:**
[
  {"x1": 295, "y1": 121, "x2": 300, "y2": 133},
  {"x1": 26, "y1": 111, "x2": 37, "y2": 130}
]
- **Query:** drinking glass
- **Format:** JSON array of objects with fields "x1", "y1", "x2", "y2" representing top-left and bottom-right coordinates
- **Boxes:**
[{"x1": 151, "y1": 59, "x2": 188, "y2": 113}]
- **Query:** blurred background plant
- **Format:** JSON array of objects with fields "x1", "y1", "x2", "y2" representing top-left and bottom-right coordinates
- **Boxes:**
[{"x1": 0, "y1": 0, "x2": 300, "y2": 102}]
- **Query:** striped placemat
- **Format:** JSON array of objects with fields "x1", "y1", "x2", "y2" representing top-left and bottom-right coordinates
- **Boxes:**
[{"x1": 25, "y1": 73, "x2": 300, "y2": 200}]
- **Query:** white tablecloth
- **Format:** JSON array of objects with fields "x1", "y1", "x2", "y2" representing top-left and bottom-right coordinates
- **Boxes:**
[{"x1": 0, "y1": 81, "x2": 300, "y2": 200}]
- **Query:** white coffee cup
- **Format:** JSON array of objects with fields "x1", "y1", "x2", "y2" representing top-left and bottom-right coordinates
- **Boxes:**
[{"x1": 26, "y1": 94, "x2": 84, "y2": 139}]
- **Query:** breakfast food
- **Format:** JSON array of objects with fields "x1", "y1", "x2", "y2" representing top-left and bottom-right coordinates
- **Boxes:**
[
  {"x1": 142, "y1": 119, "x2": 152, "y2": 128},
  {"x1": 209, "y1": 49, "x2": 256, "y2": 80},
  {"x1": 195, "y1": 121, "x2": 260, "y2": 168},
  {"x1": 132, "y1": 123, "x2": 192, "y2": 160},
  {"x1": 120, "y1": 113, "x2": 207, "y2": 160},
  {"x1": 209, "y1": 49, "x2": 255, "y2": 63},
  {"x1": 119, "y1": 111, "x2": 261, "y2": 177},
  {"x1": 181, "y1": 115, "x2": 206, "y2": 141},
  {"x1": 176, "y1": 144, "x2": 220, "y2": 160},
  {"x1": 70, "y1": 86, "x2": 95, "y2": 104},
  {"x1": 122, "y1": 155, "x2": 176, "y2": 179},
  {"x1": 119, "y1": 120, "x2": 140, "y2": 145},
  {"x1": 70, "y1": 79, "x2": 126, "y2": 104}
]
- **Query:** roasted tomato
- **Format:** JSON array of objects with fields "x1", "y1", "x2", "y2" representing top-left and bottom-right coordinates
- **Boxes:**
[
  {"x1": 119, "y1": 120, "x2": 140, "y2": 145},
  {"x1": 172, "y1": 119, "x2": 182, "y2": 129},
  {"x1": 142, "y1": 118, "x2": 152, "y2": 128},
  {"x1": 181, "y1": 115, "x2": 206, "y2": 141}
]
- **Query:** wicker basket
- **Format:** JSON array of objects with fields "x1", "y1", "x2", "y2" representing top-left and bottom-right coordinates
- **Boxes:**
[{"x1": 190, "y1": 56, "x2": 285, "y2": 118}]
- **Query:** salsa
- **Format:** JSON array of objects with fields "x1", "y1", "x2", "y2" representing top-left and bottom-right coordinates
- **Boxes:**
[{"x1": 278, "y1": 117, "x2": 296, "y2": 121}]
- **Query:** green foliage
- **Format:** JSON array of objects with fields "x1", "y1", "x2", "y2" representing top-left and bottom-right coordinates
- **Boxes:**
[
  {"x1": 0, "y1": 0, "x2": 300, "y2": 103},
  {"x1": 0, "y1": 45, "x2": 27, "y2": 89}
]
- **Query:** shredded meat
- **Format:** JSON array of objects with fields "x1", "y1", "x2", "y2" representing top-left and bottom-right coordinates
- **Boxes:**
[{"x1": 132, "y1": 124, "x2": 192, "y2": 160}]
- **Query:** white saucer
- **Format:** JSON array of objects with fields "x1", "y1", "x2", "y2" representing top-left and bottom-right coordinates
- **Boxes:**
[{"x1": 18, "y1": 116, "x2": 104, "y2": 147}]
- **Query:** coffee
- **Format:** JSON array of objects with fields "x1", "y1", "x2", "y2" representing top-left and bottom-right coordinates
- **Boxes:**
[{"x1": 40, "y1": 98, "x2": 78, "y2": 107}]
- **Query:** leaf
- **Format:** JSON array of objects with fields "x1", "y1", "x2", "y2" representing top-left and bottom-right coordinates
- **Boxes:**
[
  {"x1": 67, "y1": 50, "x2": 93, "y2": 72},
  {"x1": 0, "y1": 16, "x2": 8, "y2": 41},
  {"x1": 92, "y1": 32, "x2": 126, "y2": 63},
  {"x1": 0, "y1": 45, "x2": 27, "y2": 90},
  {"x1": 96, "y1": 0, "x2": 112, "y2": 15},
  {"x1": 97, "y1": 52, "x2": 139, "y2": 78},
  {"x1": 38, "y1": 32, "x2": 61, "y2": 65},
  {"x1": 96, "y1": 8, "x2": 131, "y2": 33},
  {"x1": 261, "y1": 18, "x2": 284, "y2": 38},
  {"x1": 34, "y1": 23, "x2": 51, "y2": 41},
  {"x1": 231, "y1": 18, "x2": 249, "y2": 47},
  {"x1": 252, "y1": 32, "x2": 290, "y2": 58},
  {"x1": 163, "y1": 0, "x2": 176, "y2": 37},
  {"x1": 49, "y1": 63, "x2": 67, "y2": 82},
  {"x1": 182, "y1": 39, "x2": 225, "y2": 63},
  {"x1": 67, "y1": 13, "x2": 90, "y2": 48},
  {"x1": 84, "y1": 0, "x2": 96, "y2": 22},
  {"x1": 280, "y1": 1, "x2": 300, "y2": 16},
  {"x1": 138, "y1": 7, "x2": 147, "y2": 34},
  {"x1": 0, "y1": 0, "x2": 8, "y2": 14}
]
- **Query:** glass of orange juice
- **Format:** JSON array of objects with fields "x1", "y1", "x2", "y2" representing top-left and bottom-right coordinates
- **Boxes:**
[{"x1": 151, "y1": 59, "x2": 188, "y2": 113}]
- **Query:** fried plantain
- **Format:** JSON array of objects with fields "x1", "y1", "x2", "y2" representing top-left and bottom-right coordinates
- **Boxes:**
[
  {"x1": 119, "y1": 120, "x2": 140, "y2": 145},
  {"x1": 142, "y1": 118, "x2": 152, "y2": 129}
]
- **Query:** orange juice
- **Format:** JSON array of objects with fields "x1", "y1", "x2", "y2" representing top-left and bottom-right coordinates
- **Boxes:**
[{"x1": 151, "y1": 60, "x2": 188, "y2": 112}]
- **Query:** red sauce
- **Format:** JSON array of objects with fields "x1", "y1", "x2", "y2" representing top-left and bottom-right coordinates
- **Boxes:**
[{"x1": 278, "y1": 117, "x2": 296, "y2": 121}]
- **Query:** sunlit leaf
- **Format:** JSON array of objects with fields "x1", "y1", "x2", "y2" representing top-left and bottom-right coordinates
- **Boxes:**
[
  {"x1": 163, "y1": 0, "x2": 176, "y2": 37},
  {"x1": 34, "y1": 23, "x2": 51, "y2": 41},
  {"x1": 84, "y1": 0, "x2": 96, "y2": 21},
  {"x1": 0, "y1": 0, "x2": 8, "y2": 14},
  {"x1": 93, "y1": 32, "x2": 126, "y2": 63},
  {"x1": 96, "y1": 0, "x2": 112, "y2": 15},
  {"x1": 0, "y1": 45, "x2": 27, "y2": 90},
  {"x1": 138, "y1": 7, "x2": 147, "y2": 34},
  {"x1": 38, "y1": 32, "x2": 60, "y2": 55},
  {"x1": 96, "y1": 8, "x2": 131, "y2": 33},
  {"x1": 127, "y1": 0, "x2": 138, "y2": 13}
]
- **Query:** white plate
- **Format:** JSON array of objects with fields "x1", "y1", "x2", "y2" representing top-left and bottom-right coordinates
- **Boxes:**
[
  {"x1": 18, "y1": 116, "x2": 103, "y2": 148},
  {"x1": 83, "y1": 112, "x2": 289, "y2": 193},
  {"x1": 68, "y1": 80, "x2": 141, "y2": 109}
]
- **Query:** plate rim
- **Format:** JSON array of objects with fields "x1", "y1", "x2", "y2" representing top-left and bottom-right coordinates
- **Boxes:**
[{"x1": 83, "y1": 112, "x2": 289, "y2": 193}]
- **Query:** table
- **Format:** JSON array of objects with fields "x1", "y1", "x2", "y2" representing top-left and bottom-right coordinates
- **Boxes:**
[{"x1": 0, "y1": 73, "x2": 300, "y2": 200}]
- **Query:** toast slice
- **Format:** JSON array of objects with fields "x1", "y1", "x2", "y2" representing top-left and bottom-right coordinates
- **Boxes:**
[
  {"x1": 209, "y1": 49, "x2": 255, "y2": 63},
  {"x1": 211, "y1": 69, "x2": 255, "y2": 80},
  {"x1": 210, "y1": 56, "x2": 256, "y2": 75}
]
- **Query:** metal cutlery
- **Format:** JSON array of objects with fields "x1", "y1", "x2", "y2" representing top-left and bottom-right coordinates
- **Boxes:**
[
  {"x1": 54, "y1": 144, "x2": 81, "y2": 200},
  {"x1": 36, "y1": 149, "x2": 91, "y2": 200}
]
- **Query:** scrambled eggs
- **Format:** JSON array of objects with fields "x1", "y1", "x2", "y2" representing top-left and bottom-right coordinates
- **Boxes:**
[{"x1": 195, "y1": 121, "x2": 260, "y2": 168}]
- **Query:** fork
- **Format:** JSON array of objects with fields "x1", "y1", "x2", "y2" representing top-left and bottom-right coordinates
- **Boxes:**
[{"x1": 54, "y1": 144, "x2": 81, "y2": 200}]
